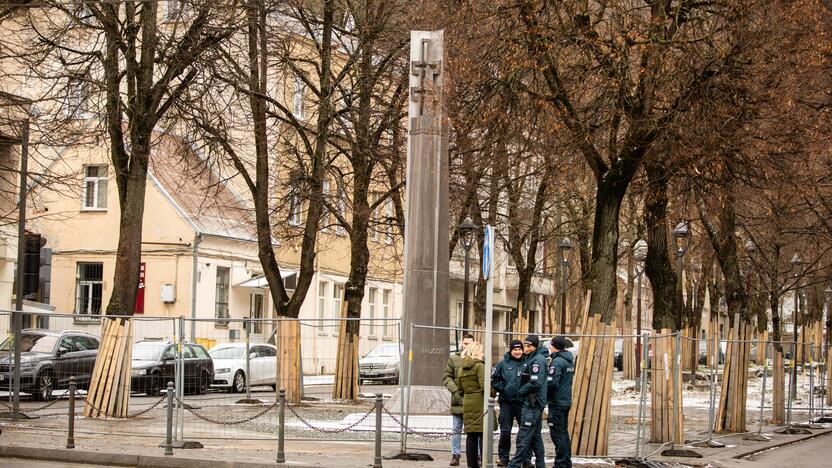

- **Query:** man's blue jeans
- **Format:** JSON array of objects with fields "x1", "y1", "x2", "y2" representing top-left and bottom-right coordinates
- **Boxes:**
[{"x1": 452, "y1": 413, "x2": 464, "y2": 456}]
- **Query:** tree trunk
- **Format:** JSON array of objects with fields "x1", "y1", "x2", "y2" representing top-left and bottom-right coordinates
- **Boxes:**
[
  {"x1": 643, "y1": 163, "x2": 683, "y2": 443},
  {"x1": 698, "y1": 186, "x2": 751, "y2": 433}
]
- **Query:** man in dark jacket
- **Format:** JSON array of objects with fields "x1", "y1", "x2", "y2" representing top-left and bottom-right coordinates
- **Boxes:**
[
  {"x1": 491, "y1": 340, "x2": 525, "y2": 467},
  {"x1": 444, "y1": 333, "x2": 474, "y2": 466},
  {"x1": 508, "y1": 334, "x2": 548, "y2": 468},
  {"x1": 547, "y1": 336, "x2": 575, "y2": 468}
]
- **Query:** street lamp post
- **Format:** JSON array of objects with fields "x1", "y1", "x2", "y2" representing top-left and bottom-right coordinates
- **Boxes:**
[
  {"x1": 457, "y1": 218, "x2": 476, "y2": 338},
  {"x1": 789, "y1": 254, "x2": 805, "y2": 400},
  {"x1": 673, "y1": 222, "x2": 691, "y2": 330},
  {"x1": 558, "y1": 238, "x2": 573, "y2": 334},
  {"x1": 634, "y1": 240, "x2": 647, "y2": 380}
]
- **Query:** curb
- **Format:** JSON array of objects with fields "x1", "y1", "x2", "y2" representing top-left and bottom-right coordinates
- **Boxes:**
[
  {"x1": 0, "y1": 445, "x2": 310, "y2": 468},
  {"x1": 730, "y1": 428, "x2": 832, "y2": 460}
]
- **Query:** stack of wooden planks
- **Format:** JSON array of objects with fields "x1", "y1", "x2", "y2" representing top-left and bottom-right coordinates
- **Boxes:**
[
  {"x1": 332, "y1": 309, "x2": 360, "y2": 401},
  {"x1": 622, "y1": 320, "x2": 636, "y2": 380},
  {"x1": 649, "y1": 330, "x2": 684, "y2": 443},
  {"x1": 276, "y1": 319, "x2": 301, "y2": 404},
  {"x1": 84, "y1": 317, "x2": 134, "y2": 418},
  {"x1": 568, "y1": 295, "x2": 615, "y2": 456},
  {"x1": 715, "y1": 314, "x2": 750, "y2": 433}
]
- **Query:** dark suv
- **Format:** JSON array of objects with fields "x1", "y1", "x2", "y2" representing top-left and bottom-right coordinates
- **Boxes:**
[
  {"x1": 131, "y1": 340, "x2": 214, "y2": 396},
  {"x1": 0, "y1": 329, "x2": 100, "y2": 401}
]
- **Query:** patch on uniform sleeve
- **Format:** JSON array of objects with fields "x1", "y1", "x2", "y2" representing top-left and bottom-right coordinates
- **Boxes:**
[
  {"x1": 531, "y1": 363, "x2": 540, "y2": 373},
  {"x1": 492, "y1": 367, "x2": 498, "y2": 376},
  {"x1": 548, "y1": 366, "x2": 555, "y2": 375}
]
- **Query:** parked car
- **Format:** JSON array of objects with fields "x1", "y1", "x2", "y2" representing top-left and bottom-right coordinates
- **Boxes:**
[
  {"x1": 131, "y1": 340, "x2": 214, "y2": 396},
  {"x1": 208, "y1": 343, "x2": 277, "y2": 393},
  {"x1": 0, "y1": 329, "x2": 100, "y2": 401},
  {"x1": 359, "y1": 343, "x2": 400, "y2": 384}
]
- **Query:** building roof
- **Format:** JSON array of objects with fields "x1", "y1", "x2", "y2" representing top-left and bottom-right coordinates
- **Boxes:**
[{"x1": 149, "y1": 134, "x2": 256, "y2": 241}]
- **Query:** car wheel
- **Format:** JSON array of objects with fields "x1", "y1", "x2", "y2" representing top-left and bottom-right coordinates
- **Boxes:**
[
  {"x1": 233, "y1": 371, "x2": 246, "y2": 393},
  {"x1": 199, "y1": 372, "x2": 209, "y2": 395},
  {"x1": 148, "y1": 374, "x2": 162, "y2": 396},
  {"x1": 34, "y1": 370, "x2": 54, "y2": 402}
]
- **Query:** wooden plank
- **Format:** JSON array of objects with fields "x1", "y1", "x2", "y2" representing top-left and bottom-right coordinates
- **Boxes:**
[
  {"x1": 101, "y1": 319, "x2": 126, "y2": 416},
  {"x1": 86, "y1": 318, "x2": 116, "y2": 418},
  {"x1": 574, "y1": 314, "x2": 599, "y2": 453},
  {"x1": 588, "y1": 327, "x2": 610, "y2": 454},
  {"x1": 84, "y1": 318, "x2": 111, "y2": 417},
  {"x1": 568, "y1": 312, "x2": 593, "y2": 437},
  {"x1": 579, "y1": 316, "x2": 605, "y2": 454},
  {"x1": 119, "y1": 318, "x2": 134, "y2": 417},
  {"x1": 597, "y1": 321, "x2": 615, "y2": 454}
]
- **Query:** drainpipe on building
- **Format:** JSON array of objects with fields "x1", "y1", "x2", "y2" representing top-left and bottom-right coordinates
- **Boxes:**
[{"x1": 190, "y1": 233, "x2": 202, "y2": 341}]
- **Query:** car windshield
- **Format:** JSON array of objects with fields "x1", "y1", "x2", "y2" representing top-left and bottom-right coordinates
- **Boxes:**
[
  {"x1": 209, "y1": 347, "x2": 245, "y2": 359},
  {"x1": 365, "y1": 345, "x2": 398, "y2": 358},
  {"x1": 133, "y1": 342, "x2": 166, "y2": 361},
  {"x1": 0, "y1": 334, "x2": 57, "y2": 353}
]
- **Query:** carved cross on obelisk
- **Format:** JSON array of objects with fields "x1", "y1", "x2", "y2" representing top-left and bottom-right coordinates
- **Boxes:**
[
  {"x1": 401, "y1": 30, "x2": 450, "y2": 389},
  {"x1": 410, "y1": 39, "x2": 441, "y2": 117}
]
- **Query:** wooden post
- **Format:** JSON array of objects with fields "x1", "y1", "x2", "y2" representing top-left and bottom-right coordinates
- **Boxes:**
[
  {"x1": 276, "y1": 319, "x2": 302, "y2": 404},
  {"x1": 773, "y1": 349, "x2": 785, "y2": 424}
]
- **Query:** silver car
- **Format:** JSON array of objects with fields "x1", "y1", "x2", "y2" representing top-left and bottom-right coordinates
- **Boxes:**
[{"x1": 359, "y1": 343, "x2": 400, "y2": 384}]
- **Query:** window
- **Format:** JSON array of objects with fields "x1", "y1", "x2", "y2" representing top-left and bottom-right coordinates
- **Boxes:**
[
  {"x1": 189, "y1": 344, "x2": 209, "y2": 359},
  {"x1": 65, "y1": 75, "x2": 89, "y2": 118},
  {"x1": 455, "y1": 301, "x2": 464, "y2": 330},
  {"x1": 250, "y1": 292, "x2": 264, "y2": 334},
  {"x1": 333, "y1": 284, "x2": 343, "y2": 318},
  {"x1": 317, "y1": 281, "x2": 328, "y2": 335},
  {"x1": 165, "y1": 0, "x2": 183, "y2": 21},
  {"x1": 288, "y1": 191, "x2": 302, "y2": 226},
  {"x1": 215, "y1": 267, "x2": 230, "y2": 325},
  {"x1": 382, "y1": 289, "x2": 391, "y2": 338},
  {"x1": 292, "y1": 74, "x2": 306, "y2": 119},
  {"x1": 384, "y1": 198, "x2": 394, "y2": 244},
  {"x1": 75, "y1": 262, "x2": 103, "y2": 317},
  {"x1": 321, "y1": 180, "x2": 330, "y2": 231},
  {"x1": 370, "y1": 192, "x2": 380, "y2": 242},
  {"x1": 367, "y1": 287, "x2": 377, "y2": 337},
  {"x1": 335, "y1": 181, "x2": 347, "y2": 236},
  {"x1": 162, "y1": 346, "x2": 176, "y2": 361},
  {"x1": 82, "y1": 165, "x2": 108, "y2": 210},
  {"x1": 58, "y1": 336, "x2": 78, "y2": 353},
  {"x1": 317, "y1": 281, "x2": 328, "y2": 319}
]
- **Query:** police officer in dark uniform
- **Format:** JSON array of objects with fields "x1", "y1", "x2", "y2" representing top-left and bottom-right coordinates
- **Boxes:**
[
  {"x1": 546, "y1": 336, "x2": 575, "y2": 468},
  {"x1": 491, "y1": 339, "x2": 525, "y2": 467},
  {"x1": 507, "y1": 334, "x2": 548, "y2": 468}
]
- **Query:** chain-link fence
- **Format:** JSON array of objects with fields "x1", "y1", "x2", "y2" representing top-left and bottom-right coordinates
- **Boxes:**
[{"x1": 1, "y1": 310, "x2": 828, "y2": 463}]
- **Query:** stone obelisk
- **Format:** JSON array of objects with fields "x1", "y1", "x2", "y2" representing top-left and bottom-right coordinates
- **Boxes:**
[{"x1": 401, "y1": 30, "x2": 450, "y2": 394}]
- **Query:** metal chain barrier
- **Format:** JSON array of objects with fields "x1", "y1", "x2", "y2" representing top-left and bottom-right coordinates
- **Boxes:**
[
  {"x1": 2, "y1": 394, "x2": 166, "y2": 418},
  {"x1": 286, "y1": 402, "x2": 376, "y2": 434},
  {"x1": 2, "y1": 398, "x2": 61, "y2": 414},
  {"x1": 178, "y1": 397, "x2": 278, "y2": 426},
  {"x1": 383, "y1": 405, "x2": 475, "y2": 439}
]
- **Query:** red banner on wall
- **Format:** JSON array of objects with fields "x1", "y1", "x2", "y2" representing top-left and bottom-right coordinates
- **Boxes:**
[{"x1": 135, "y1": 262, "x2": 146, "y2": 314}]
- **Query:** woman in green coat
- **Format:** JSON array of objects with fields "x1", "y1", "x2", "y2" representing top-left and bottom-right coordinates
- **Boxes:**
[{"x1": 457, "y1": 342, "x2": 486, "y2": 468}]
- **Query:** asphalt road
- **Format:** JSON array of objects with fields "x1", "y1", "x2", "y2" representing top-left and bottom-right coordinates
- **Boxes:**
[
  {"x1": 742, "y1": 432, "x2": 832, "y2": 467},
  {"x1": 0, "y1": 459, "x2": 110, "y2": 468}
]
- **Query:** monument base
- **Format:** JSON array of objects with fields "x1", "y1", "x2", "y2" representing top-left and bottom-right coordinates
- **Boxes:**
[{"x1": 387, "y1": 385, "x2": 450, "y2": 415}]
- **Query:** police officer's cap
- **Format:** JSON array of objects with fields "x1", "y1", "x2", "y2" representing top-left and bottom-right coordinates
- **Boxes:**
[
  {"x1": 523, "y1": 334, "x2": 539, "y2": 348},
  {"x1": 550, "y1": 336, "x2": 572, "y2": 350}
]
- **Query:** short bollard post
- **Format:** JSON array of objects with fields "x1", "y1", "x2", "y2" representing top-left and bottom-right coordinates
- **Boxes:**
[
  {"x1": 276, "y1": 388, "x2": 286, "y2": 464},
  {"x1": 66, "y1": 376, "x2": 76, "y2": 449},
  {"x1": 164, "y1": 382, "x2": 174, "y2": 456},
  {"x1": 485, "y1": 397, "x2": 496, "y2": 468},
  {"x1": 373, "y1": 393, "x2": 383, "y2": 468}
]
